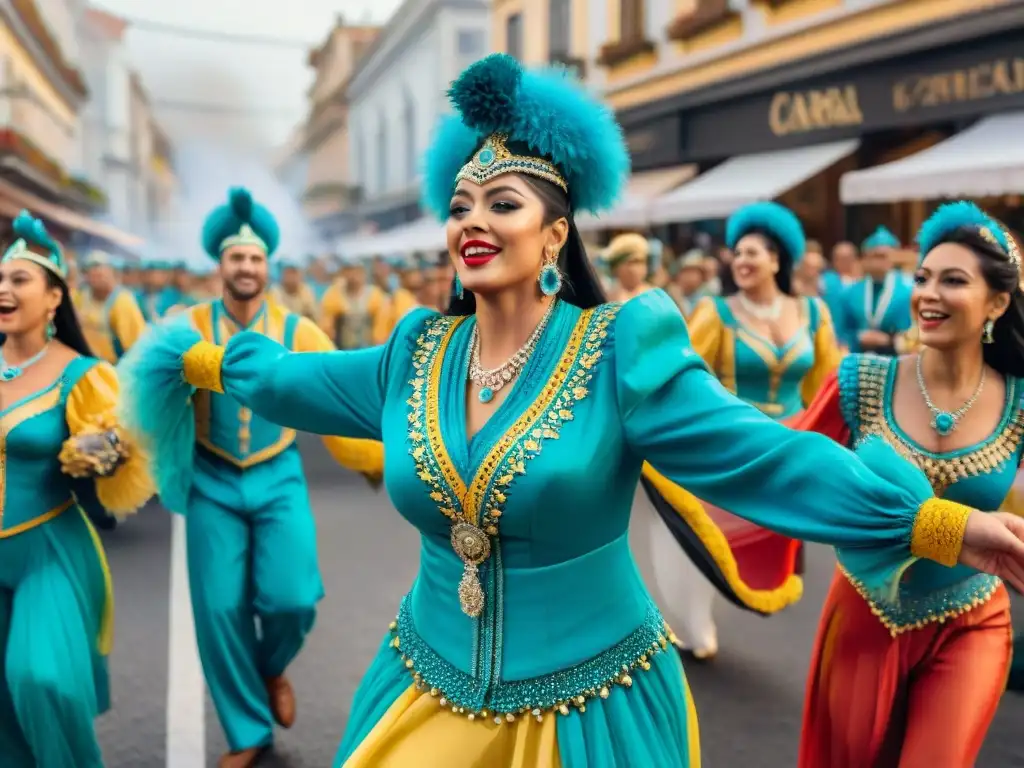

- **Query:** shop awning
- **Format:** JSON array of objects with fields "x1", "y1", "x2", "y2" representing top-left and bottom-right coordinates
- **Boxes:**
[
  {"x1": 0, "y1": 178, "x2": 144, "y2": 251},
  {"x1": 840, "y1": 112, "x2": 1024, "y2": 204},
  {"x1": 576, "y1": 165, "x2": 697, "y2": 232},
  {"x1": 649, "y1": 140, "x2": 859, "y2": 224},
  {"x1": 338, "y1": 217, "x2": 446, "y2": 258}
]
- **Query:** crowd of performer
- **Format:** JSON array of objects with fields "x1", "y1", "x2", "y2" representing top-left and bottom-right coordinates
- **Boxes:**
[{"x1": 5, "y1": 51, "x2": 1024, "y2": 768}]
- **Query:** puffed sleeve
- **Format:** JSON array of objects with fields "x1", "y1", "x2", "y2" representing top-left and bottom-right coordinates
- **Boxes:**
[
  {"x1": 110, "y1": 290, "x2": 147, "y2": 354},
  {"x1": 800, "y1": 298, "x2": 843, "y2": 406},
  {"x1": 684, "y1": 296, "x2": 722, "y2": 368},
  {"x1": 61, "y1": 361, "x2": 155, "y2": 515},
  {"x1": 291, "y1": 316, "x2": 385, "y2": 482},
  {"x1": 617, "y1": 290, "x2": 971, "y2": 602}
]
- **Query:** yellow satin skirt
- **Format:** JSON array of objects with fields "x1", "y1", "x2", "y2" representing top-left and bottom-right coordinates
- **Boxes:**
[{"x1": 337, "y1": 634, "x2": 702, "y2": 768}]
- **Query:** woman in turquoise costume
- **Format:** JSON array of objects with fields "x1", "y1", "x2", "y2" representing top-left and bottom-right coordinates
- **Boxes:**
[
  {"x1": 837, "y1": 225, "x2": 913, "y2": 354},
  {"x1": 797, "y1": 202, "x2": 1024, "y2": 767},
  {"x1": 641, "y1": 202, "x2": 842, "y2": 660},
  {"x1": 117, "y1": 56, "x2": 1024, "y2": 768},
  {"x1": 0, "y1": 211, "x2": 153, "y2": 766}
]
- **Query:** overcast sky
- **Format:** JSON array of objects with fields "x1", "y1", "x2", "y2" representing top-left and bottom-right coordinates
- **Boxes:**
[{"x1": 92, "y1": 0, "x2": 400, "y2": 155}]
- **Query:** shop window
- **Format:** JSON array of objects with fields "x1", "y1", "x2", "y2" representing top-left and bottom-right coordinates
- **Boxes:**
[
  {"x1": 597, "y1": 0, "x2": 654, "y2": 69},
  {"x1": 505, "y1": 13, "x2": 523, "y2": 60},
  {"x1": 667, "y1": 0, "x2": 739, "y2": 42},
  {"x1": 548, "y1": 0, "x2": 571, "y2": 60}
]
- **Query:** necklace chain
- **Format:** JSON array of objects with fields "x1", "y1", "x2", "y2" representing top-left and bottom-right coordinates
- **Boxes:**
[
  {"x1": 915, "y1": 352, "x2": 986, "y2": 436},
  {"x1": 0, "y1": 342, "x2": 50, "y2": 382},
  {"x1": 737, "y1": 293, "x2": 782, "y2": 321},
  {"x1": 469, "y1": 300, "x2": 557, "y2": 403}
]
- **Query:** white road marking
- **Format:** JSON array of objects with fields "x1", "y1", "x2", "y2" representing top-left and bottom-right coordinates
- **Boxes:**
[{"x1": 166, "y1": 514, "x2": 205, "y2": 768}]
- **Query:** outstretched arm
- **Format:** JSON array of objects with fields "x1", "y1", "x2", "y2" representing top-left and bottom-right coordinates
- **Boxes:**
[{"x1": 617, "y1": 291, "x2": 1024, "y2": 602}]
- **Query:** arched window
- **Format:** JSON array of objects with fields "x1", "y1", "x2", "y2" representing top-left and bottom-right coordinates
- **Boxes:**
[
  {"x1": 403, "y1": 90, "x2": 416, "y2": 183},
  {"x1": 376, "y1": 111, "x2": 388, "y2": 194}
]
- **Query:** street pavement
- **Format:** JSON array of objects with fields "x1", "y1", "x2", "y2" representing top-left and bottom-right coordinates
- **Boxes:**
[{"x1": 96, "y1": 435, "x2": 1024, "y2": 767}]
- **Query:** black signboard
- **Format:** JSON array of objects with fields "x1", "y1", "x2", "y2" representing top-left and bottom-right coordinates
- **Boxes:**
[{"x1": 623, "y1": 28, "x2": 1024, "y2": 168}]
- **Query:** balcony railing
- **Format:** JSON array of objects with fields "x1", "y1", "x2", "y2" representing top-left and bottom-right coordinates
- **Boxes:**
[
  {"x1": 0, "y1": 128, "x2": 107, "y2": 210},
  {"x1": 8, "y1": 0, "x2": 88, "y2": 100}
]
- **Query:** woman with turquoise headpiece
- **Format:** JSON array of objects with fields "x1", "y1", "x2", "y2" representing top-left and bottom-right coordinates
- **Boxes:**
[
  {"x1": 116, "y1": 55, "x2": 1024, "y2": 767},
  {"x1": 796, "y1": 201, "x2": 1024, "y2": 766},
  {"x1": 641, "y1": 201, "x2": 842, "y2": 661},
  {"x1": 0, "y1": 210, "x2": 153, "y2": 766}
]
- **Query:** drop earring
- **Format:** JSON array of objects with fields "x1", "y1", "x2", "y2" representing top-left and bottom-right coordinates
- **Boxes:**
[
  {"x1": 454, "y1": 273, "x2": 464, "y2": 300},
  {"x1": 538, "y1": 249, "x2": 563, "y2": 297},
  {"x1": 983, "y1": 319, "x2": 995, "y2": 344},
  {"x1": 45, "y1": 313, "x2": 56, "y2": 341}
]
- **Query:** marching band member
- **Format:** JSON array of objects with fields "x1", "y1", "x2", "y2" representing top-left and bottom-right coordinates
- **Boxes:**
[
  {"x1": 319, "y1": 255, "x2": 392, "y2": 348},
  {"x1": 602, "y1": 232, "x2": 654, "y2": 302},
  {"x1": 118, "y1": 188, "x2": 383, "y2": 768},
  {"x1": 75, "y1": 250, "x2": 146, "y2": 363},
  {"x1": 837, "y1": 226, "x2": 912, "y2": 354},
  {"x1": 269, "y1": 255, "x2": 319, "y2": 320}
]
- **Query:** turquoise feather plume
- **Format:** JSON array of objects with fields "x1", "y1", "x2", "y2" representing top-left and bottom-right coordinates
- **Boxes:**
[
  {"x1": 917, "y1": 201, "x2": 1008, "y2": 263},
  {"x1": 725, "y1": 202, "x2": 806, "y2": 264},
  {"x1": 423, "y1": 54, "x2": 629, "y2": 219},
  {"x1": 116, "y1": 317, "x2": 202, "y2": 514}
]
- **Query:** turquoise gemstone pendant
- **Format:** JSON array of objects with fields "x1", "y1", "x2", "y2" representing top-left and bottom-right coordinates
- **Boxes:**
[
  {"x1": 932, "y1": 412, "x2": 956, "y2": 436},
  {"x1": 0, "y1": 367, "x2": 20, "y2": 382},
  {"x1": 478, "y1": 387, "x2": 494, "y2": 404}
]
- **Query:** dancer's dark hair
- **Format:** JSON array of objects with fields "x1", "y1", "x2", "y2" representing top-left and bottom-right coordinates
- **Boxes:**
[
  {"x1": 446, "y1": 175, "x2": 608, "y2": 315},
  {"x1": 935, "y1": 227, "x2": 1024, "y2": 378}
]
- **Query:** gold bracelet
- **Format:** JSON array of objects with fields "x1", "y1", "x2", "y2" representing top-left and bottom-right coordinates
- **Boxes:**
[
  {"x1": 910, "y1": 498, "x2": 971, "y2": 567},
  {"x1": 182, "y1": 341, "x2": 226, "y2": 394}
]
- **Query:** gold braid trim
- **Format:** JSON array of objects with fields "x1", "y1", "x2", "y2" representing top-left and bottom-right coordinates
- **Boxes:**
[
  {"x1": 911, "y1": 498, "x2": 971, "y2": 567},
  {"x1": 182, "y1": 341, "x2": 225, "y2": 394}
]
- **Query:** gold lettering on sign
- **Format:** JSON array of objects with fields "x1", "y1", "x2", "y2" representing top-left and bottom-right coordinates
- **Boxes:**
[
  {"x1": 769, "y1": 85, "x2": 864, "y2": 136},
  {"x1": 893, "y1": 58, "x2": 1024, "y2": 113}
]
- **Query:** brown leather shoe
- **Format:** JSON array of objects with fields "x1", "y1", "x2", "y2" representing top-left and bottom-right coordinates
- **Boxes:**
[
  {"x1": 218, "y1": 746, "x2": 267, "y2": 768},
  {"x1": 266, "y1": 675, "x2": 296, "y2": 728}
]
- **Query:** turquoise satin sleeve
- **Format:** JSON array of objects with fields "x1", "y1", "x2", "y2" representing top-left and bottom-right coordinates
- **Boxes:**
[
  {"x1": 219, "y1": 307, "x2": 436, "y2": 441},
  {"x1": 616, "y1": 291, "x2": 933, "y2": 600}
]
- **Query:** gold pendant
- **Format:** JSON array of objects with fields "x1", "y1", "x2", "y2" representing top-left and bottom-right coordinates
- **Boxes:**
[{"x1": 450, "y1": 522, "x2": 491, "y2": 617}]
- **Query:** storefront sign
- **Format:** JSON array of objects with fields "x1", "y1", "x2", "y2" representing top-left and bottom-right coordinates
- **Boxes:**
[
  {"x1": 768, "y1": 85, "x2": 864, "y2": 136},
  {"x1": 623, "y1": 28, "x2": 1024, "y2": 166},
  {"x1": 892, "y1": 56, "x2": 1024, "y2": 115}
]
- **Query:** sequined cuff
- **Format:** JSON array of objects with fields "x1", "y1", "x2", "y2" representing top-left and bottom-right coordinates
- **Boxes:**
[
  {"x1": 59, "y1": 425, "x2": 129, "y2": 479},
  {"x1": 911, "y1": 498, "x2": 971, "y2": 567},
  {"x1": 182, "y1": 341, "x2": 225, "y2": 394}
]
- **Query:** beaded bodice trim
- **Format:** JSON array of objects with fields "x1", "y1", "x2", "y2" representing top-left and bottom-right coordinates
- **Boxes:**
[
  {"x1": 838, "y1": 354, "x2": 1024, "y2": 496},
  {"x1": 387, "y1": 595, "x2": 677, "y2": 721},
  {"x1": 836, "y1": 354, "x2": 1020, "y2": 635}
]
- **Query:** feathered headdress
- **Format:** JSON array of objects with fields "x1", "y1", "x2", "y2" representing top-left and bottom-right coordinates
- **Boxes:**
[
  {"x1": 422, "y1": 54, "x2": 630, "y2": 220},
  {"x1": 725, "y1": 202, "x2": 806, "y2": 264},
  {"x1": 200, "y1": 187, "x2": 281, "y2": 260},
  {"x1": 861, "y1": 226, "x2": 900, "y2": 252},
  {"x1": 2, "y1": 210, "x2": 67, "y2": 280},
  {"x1": 917, "y1": 201, "x2": 1022, "y2": 288}
]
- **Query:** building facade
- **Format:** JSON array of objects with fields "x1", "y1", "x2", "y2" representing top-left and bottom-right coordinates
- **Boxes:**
[
  {"x1": 79, "y1": 7, "x2": 177, "y2": 247},
  {"x1": 346, "y1": 0, "x2": 489, "y2": 240},
  {"x1": 490, "y1": 0, "x2": 1024, "y2": 250},
  {"x1": 0, "y1": 0, "x2": 133, "y2": 249},
  {"x1": 300, "y1": 17, "x2": 380, "y2": 241}
]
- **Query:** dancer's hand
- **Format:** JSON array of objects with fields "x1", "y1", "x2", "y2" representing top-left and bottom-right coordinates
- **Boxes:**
[{"x1": 960, "y1": 511, "x2": 1024, "y2": 593}]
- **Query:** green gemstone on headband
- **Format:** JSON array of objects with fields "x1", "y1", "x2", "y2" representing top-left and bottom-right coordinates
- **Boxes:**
[{"x1": 478, "y1": 148, "x2": 496, "y2": 166}]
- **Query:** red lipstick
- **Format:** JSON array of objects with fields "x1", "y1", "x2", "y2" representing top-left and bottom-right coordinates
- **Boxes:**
[{"x1": 461, "y1": 239, "x2": 502, "y2": 268}]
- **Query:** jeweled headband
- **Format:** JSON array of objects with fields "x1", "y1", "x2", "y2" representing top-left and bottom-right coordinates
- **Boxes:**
[
  {"x1": 979, "y1": 224, "x2": 1024, "y2": 290},
  {"x1": 1, "y1": 239, "x2": 67, "y2": 279},
  {"x1": 455, "y1": 133, "x2": 568, "y2": 194}
]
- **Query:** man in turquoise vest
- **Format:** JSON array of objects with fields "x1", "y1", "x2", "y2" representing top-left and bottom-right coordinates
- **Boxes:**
[{"x1": 168, "y1": 188, "x2": 383, "y2": 768}]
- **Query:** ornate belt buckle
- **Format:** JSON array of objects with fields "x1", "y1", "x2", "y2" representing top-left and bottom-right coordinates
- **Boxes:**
[{"x1": 450, "y1": 521, "x2": 491, "y2": 618}]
